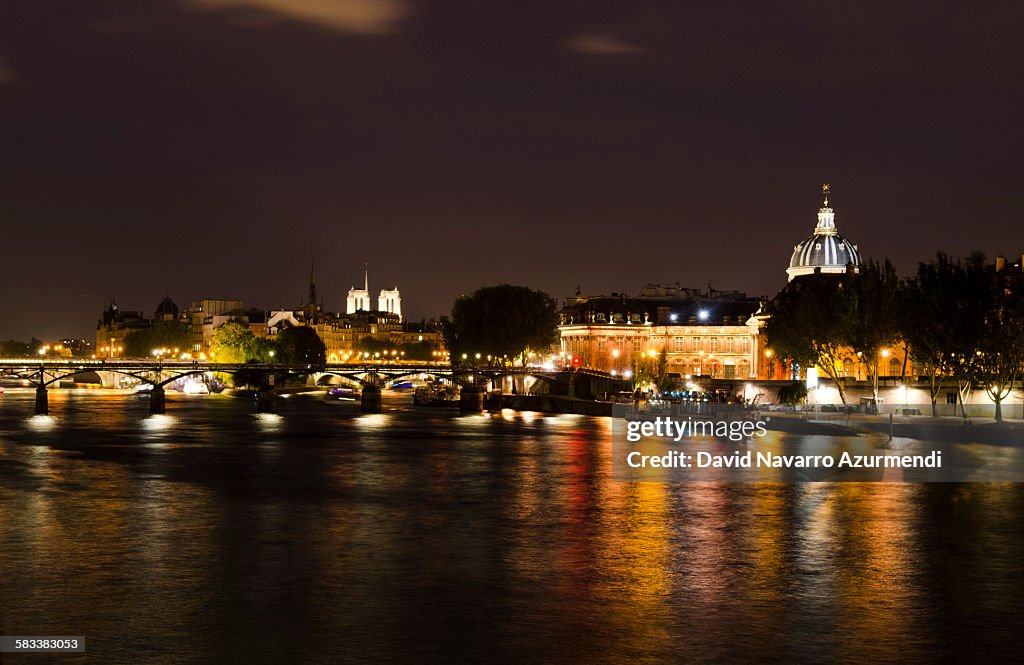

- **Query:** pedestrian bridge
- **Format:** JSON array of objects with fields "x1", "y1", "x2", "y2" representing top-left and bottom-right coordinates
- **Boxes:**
[{"x1": 0, "y1": 359, "x2": 624, "y2": 415}]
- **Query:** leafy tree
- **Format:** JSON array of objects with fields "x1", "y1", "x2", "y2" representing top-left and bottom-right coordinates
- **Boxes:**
[
  {"x1": 845, "y1": 259, "x2": 902, "y2": 403},
  {"x1": 124, "y1": 321, "x2": 191, "y2": 358},
  {"x1": 901, "y1": 254, "x2": 963, "y2": 416},
  {"x1": 399, "y1": 340, "x2": 438, "y2": 361},
  {"x1": 978, "y1": 270, "x2": 1024, "y2": 421},
  {"x1": 276, "y1": 325, "x2": 326, "y2": 367},
  {"x1": 249, "y1": 336, "x2": 278, "y2": 363},
  {"x1": 946, "y1": 254, "x2": 992, "y2": 417},
  {"x1": 0, "y1": 338, "x2": 42, "y2": 357},
  {"x1": 441, "y1": 285, "x2": 559, "y2": 365},
  {"x1": 764, "y1": 275, "x2": 856, "y2": 404},
  {"x1": 633, "y1": 347, "x2": 669, "y2": 392},
  {"x1": 210, "y1": 320, "x2": 259, "y2": 363},
  {"x1": 355, "y1": 336, "x2": 388, "y2": 354}
]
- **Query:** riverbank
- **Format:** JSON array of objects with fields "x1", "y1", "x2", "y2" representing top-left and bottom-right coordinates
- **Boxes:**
[{"x1": 760, "y1": 411, "x2": 1024, "y2": 444}]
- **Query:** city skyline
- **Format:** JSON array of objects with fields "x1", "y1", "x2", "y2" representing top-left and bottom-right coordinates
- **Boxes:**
[{"x1": 3, "y1": 2, "x2": 1023, "y2": 340}]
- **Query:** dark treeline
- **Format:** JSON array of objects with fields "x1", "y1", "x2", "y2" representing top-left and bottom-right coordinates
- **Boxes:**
[
  {"x1": 0, "y1": 338, "x2": 43, "y2": 356},
  {"x1": 765, "y1": 253, "x2": 1024, "y2": 420}
]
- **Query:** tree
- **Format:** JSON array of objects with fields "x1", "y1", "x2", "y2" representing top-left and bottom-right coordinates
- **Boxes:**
[
  {"x1": 946, "y1": 254, "x2": 992, "y2": 417},
  {"x1": 978, "y1": 270, "x2": 1024, "y2": 421},
  {"x1": 633, "y1": 347, "x2": 669, "y2": 393},
  {"x1": 0, "y1": 338, "x2": 42, "y2": 357},
  {"x1": 124, "y1": 321, "x2": 191, "y2": 358},
  {"x1": 845, "y1": 259, "x2": 902, "y2": 403},
  {"x1": 901, "y1": 254, "x2": 963, "y2": 416},
  {"x1": 276, "y1": 326, "x2": 326, "y2": 367},
  {"x1": 764, "y1": 275, "x2": 856, "y2": 404},
  {"x1": 210, "y1": 320, "x2": 260, "y2": 363},
  {"x1": 248, "y1": 336, "x2": 278, "y2": 364},
  {"x1": 441, "y1": 285, "x2": 559, "y2": 365}
]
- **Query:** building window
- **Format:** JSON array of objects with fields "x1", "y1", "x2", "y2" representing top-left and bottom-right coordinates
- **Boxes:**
[
  {"x1": 674, "y1": 337, "x2": 685, "y2": 352},
  {"x1": 946, "y1": 392, "x2": 957, "y2": 405},
  {"x1": 633, "y1": 339, "x2": 641, "y2": 352},
  {"x1": 691, "y1": 336, "x2": 700, "y2": 352},
  {"x1": 888, "y1": 357, "x2": 902, "y2": 377},
  {"x1": 741, "y1": 337, "x2": 751, "y2": 353},
  {"x1": 709, "y1": 337, "x2": 718, "y2": 353},
  {"x1": 725, "y1": 337, "x2": 734, "y2": 353},
  {"x1": 598, "y1": 339, "x2": 606, "y2": 351},
  {"x1": 724, "y1": 364, "x2": 735, "y2": 379}
]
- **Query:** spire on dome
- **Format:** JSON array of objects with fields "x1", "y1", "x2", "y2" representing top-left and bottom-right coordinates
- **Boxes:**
[
  {"x1": 364, "y1": 264, "x2": 368, "y2": 291},
  {"x1": 814, "y1": 183, "x2": 836, "y2": 234}
]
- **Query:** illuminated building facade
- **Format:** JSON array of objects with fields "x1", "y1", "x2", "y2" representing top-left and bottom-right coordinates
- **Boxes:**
[{"x1": 559, "y1": 284, "x2": 765, "y2": 378}]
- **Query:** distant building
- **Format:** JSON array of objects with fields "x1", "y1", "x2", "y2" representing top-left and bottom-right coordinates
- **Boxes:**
[
  {"x1": 96, "y1": 299, "x2": 150, "y2": 357},
  {"x1": 347, "y1": 270, "x2": 402, "y2": 321},
  {"x1": 265, "y1": 266, "x2": 431, "y2": 360},
  {"x1": 59, "y1": 338, "x2": 94, "y2": 357},
  {"x1": 378, "y1": 287, "x2": 402, "y2": 319},
  {"x1": 766, "y1": 184, "x2": 910, "y2": 381},
  {"x1": 786, "y1": 183, "x2": 861, "y2": 281},
  {"x1": 188, "y1": 298, "x2": 246, "y2": 355},
  {"x1": 559, "y1": 284, "x2": 764, "y2": 379},
  {"x1": 153, "y1": 296, "x2": 180, "y2": 322},
  {"x1": 346, "y1": 271, "x2": 372, "y2": 314}
]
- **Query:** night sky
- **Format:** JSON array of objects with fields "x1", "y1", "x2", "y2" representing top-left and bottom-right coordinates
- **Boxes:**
[{"x1": 3, "y1": 1, "x2": 1023, "y2": 340}]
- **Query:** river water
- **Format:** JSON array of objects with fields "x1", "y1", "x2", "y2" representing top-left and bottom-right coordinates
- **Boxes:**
[{"x1": 1, "y1": 389, "x2": 1022, "y2": 664}]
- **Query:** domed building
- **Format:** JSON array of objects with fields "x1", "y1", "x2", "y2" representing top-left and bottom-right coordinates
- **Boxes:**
[
  {"x1": 154, "y1": 296, "x2": 180, "y2": 322},
  {"x1": 786, "y1": 184, "x2": 861, "y2": 281}
]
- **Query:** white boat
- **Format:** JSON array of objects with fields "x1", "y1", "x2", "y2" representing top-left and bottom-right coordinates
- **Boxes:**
[{"x1": 182, "y1": 379, "x2": 210, "y2": 395}]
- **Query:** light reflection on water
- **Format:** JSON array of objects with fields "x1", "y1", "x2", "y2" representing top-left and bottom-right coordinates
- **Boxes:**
[
  {"x1": 26, "y1": 414, "x2": 57, "y2": 431},
  {"x1": 0, "y1": 390, "x2": 1022, "y2": 664}
]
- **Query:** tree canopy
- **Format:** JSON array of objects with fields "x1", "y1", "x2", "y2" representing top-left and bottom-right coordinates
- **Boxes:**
[
  {"x1": 0, "y1": 338, "x2": 43, "y2": 357},
  {"x1": 441, "y1": 284, "x2": 559, "y2": 364},
  {"x1": 210, "y1": 321, "x2": 265, "y2": 363},
  {"x1": 763, "y1": 274, "x2": 855, "y2": 403},
  {"x1": 124, "y1": 321, "x2": 191, "y2": 358},
  {"x1": 844, "y1": 259, "x2": 902, "y2": 401},
  {"x1": 767, "y1": 252, "x2": 1024, "y2": 418},
  {"x1": 276, "y1": 326, "x2": 326, "y2": 367}
]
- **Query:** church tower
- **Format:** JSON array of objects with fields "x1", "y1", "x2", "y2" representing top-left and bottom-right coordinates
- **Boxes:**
[
  {"x1": 346, "y1": 269, "x2": 371, "y2": 314},
  {"x1": 378, "y1": 287, "x2": 402, "y2": 321}
]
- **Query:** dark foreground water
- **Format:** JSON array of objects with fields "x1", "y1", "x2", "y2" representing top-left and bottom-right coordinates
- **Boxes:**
[{"x1": 1, "y1": 389, "x2": 1023, "y2": 664}]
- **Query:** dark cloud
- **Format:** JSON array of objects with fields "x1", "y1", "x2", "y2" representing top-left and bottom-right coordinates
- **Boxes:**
[{"x1": 1, "y1": 1, "x2": 1023, "y2": 339}]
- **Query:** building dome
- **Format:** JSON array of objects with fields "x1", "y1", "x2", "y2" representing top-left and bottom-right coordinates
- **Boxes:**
[
  {"x1": 154, "y1": 296, "x2": 180, "y2": 321},
  {"x1": 786, "y1": 184, "x2": 861, "y2": 281}
]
